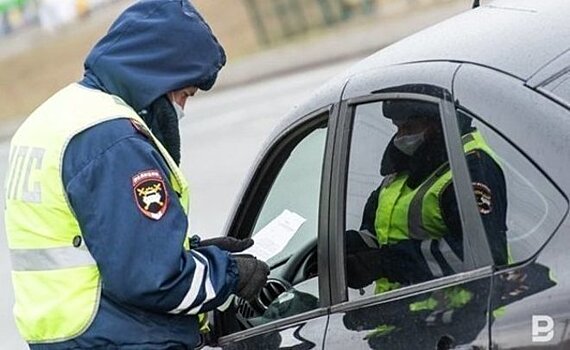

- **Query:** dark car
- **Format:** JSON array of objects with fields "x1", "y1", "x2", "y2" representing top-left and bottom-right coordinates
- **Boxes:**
[{"x1": 203, "y1": 1, "x2": 570, "y2": 349}]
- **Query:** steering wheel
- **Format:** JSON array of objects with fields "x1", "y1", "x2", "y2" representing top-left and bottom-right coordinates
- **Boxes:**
[{"x1": 233, "y1": 239, "x2": 318, "y2": 329}]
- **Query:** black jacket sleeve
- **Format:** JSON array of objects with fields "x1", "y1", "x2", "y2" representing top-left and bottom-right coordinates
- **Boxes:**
[
  {"x1": 347, "y1": 185, "x2": 434, "y2": 287},
  {"x1": 360, "y1": 187, "x2": 381, "y2": 235},
  {"x1": 440, "y1": 150, "x2": 508, "y2": 265}
]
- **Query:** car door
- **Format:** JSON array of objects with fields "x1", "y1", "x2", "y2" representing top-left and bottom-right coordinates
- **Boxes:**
[
  {"x1": 454, "y1": 64, "x2": 570, "y2": 349},
  {"x1": 323, "y1": 63, "x2": 497, "y2": 350},
  {"x1": 202, "y1": 107, "x2": 337, "y2": 349}
]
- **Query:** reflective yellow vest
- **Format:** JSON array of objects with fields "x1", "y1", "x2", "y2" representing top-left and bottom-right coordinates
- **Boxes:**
[
  {"x1": 373, "y1": 131, "x2": 499, "y2": 293},
  {"x1": 4, "y1": 83, "x2": 190, "y2": 343}
]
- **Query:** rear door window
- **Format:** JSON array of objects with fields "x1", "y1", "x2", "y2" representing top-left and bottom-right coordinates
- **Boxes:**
[{"x1": 456, "y1": 109, "x2": 567, "y2": 265}]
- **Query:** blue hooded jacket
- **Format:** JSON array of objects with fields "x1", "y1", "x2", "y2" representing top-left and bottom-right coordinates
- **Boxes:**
[
  {"x1": 82, "y1": 0, "x2": 226, "y2": 111},
  {"x1": 30, "y1": 1, "x2": 237, "y2": 349}
]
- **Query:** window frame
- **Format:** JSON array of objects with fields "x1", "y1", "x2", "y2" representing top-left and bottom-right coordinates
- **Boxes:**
[
  {"x1": 328, "y1": 90, "x2": 495, "y2": 305},
  {"x1": 214, "y1": 105, "x2": 338, "y2": 343},
  {"x1": 330, "y1": 265, "x2": 493, "y2": 314}
]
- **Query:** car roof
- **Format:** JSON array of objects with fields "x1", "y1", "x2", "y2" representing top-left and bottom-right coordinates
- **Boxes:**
[
  {"x1": 227, "y1": 0, "x2": 570, "y2": 235},
  {"x1": 275, "y1": 0, "x2": 570, "y2": 137},
  {"x1": 353, "y1": 0, "x2": 569, "y2": 81}
]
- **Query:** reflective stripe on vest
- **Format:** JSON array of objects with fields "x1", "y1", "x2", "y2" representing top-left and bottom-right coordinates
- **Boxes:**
[
  {"x1": 5, "y1": 84, "x2": 190, "y2": 343},
  {"x1": 373, "y1": 131, "x2": 499, "y2": 294},
  {"x1": 11, "y1": 246, "x2": 96, "y2": 271}
]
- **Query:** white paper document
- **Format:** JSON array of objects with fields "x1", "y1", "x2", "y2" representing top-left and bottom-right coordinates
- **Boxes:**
[{"x1": 243, "y1": 209, "x2": 306, "y2": 262}]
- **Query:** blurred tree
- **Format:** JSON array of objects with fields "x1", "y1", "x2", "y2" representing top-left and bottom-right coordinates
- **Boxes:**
[
  {"x1": 243, "y1": 0, "x2": 377, "y2": 46},
  {"x1": 243, "y1": 0, "x2": 270, "y2": 46}
]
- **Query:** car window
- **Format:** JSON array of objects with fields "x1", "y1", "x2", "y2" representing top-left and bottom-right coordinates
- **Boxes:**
[
  {"x1": 457, "y1": 110, "x2": 567, "y2": 265},
  {"x1": 344, "y1": 98, "x2": 478, "y2": 301},
  {"x1": 220, "y1": 121, "x2": 327, "y2": 335},
  {"x1": 251, "y1": 126, "x2": 326, "y2": 266}
]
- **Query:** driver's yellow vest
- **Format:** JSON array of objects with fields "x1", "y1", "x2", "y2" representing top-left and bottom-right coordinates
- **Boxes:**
[
  {"x1": 4, "y1": 83, "x2": 190, "y2": 343},
  {"x1": 373, "y1": 131, "x2": 499, "y2": 293}
]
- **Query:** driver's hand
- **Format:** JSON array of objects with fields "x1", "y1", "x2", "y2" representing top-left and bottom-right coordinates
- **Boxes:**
[
  {"x1": 199, "y1": 236, "x2": 254, "y2": 253},
  {"x1": 346, "y1": 248, "x2": 386, "y2": 289},
  {"x1": 233, "y1": 254, "x2": 270, "y2": 302}
]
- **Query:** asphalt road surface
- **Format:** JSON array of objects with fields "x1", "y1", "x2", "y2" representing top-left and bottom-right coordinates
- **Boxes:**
[{"x1": 0, "y1": 58, "x2": 358, "y2": 348}]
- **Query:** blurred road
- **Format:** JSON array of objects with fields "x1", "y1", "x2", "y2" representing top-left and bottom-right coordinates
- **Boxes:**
[{"x1": 0, "y1": 58, "x2": 359, "y2": 348}]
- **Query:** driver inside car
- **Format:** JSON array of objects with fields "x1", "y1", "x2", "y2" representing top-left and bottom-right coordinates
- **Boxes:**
[{"x1": 345, "y1": 96, "x2": 508, "y2": 292}]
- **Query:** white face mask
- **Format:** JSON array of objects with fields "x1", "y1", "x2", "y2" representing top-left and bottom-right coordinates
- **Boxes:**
[
  {"x1": 394, "y1": 131, "x2": 425, "y2": 156},
  {"x1": 171, "y1": 101, "x2": 186, "y2": 120}
]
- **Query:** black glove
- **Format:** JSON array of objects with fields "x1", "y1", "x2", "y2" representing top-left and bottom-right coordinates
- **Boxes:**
[
  {"x1": 199, "y1": 236, "x2": 254, "y2": 253},
  {"x1": 345, "y1": 248, "x2": 386, "y2": 289},
  {"x1": 234, "y1": 254, "x2": 270, "y2": 302}
]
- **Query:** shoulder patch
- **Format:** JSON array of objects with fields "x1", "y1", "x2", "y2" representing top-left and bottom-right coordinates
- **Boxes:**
[
  {"x1": 473, "y1": 182, "x2": 492, "y2": 215},
  {"x1": 132, "y1": 170, "x2": 168, "y2": 220}
]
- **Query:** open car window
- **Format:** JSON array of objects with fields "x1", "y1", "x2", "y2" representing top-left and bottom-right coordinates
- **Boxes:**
[
  {"x1": 251, "y1": 126, "x2": 327, "y2": 267},
  {"x1": 216, "y1": 116, "x2": 328, "y2": 337}
]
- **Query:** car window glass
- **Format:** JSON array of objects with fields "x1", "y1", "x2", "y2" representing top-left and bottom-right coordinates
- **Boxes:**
[
  {"x1": 344, "y1": 99, "x2": 471, "y2": 301},
  {"x1": 458, "y1": 111, "x2": 567, "y2": 265},
  {"x1": 229, "y1": 124, "x2": 326, "y2": 332},
  {"x1": 252, "y1": 126, "x2": 326, "y2": 265}
]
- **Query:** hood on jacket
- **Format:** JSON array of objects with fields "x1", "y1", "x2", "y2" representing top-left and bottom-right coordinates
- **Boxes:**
[{"x1": 80, "y1": 0, "x2": 226, "y2": 112}]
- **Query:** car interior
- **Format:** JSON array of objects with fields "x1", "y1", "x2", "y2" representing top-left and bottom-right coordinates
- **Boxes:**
[{"x1": 215, "y1": 120, "x2": 327, "y2": 335}]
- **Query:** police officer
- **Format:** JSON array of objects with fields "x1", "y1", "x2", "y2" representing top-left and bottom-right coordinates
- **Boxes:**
[
  {"x1": 346, "y1": 90, "x2": 508, "y2": 291},
  {"x1": 4, "y1": 1, "x2": 269, "y2": 348}
]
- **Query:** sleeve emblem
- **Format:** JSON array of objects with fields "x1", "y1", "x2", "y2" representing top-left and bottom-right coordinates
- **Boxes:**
[
  {"x1": 473, "y1": 182, "x2": 492, "y2": 215},
  {"x1": 132, "y1": 170, "x2": 168, "y2": 220}
]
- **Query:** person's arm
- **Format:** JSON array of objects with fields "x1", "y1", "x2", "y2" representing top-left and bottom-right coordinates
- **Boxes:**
[
  {"x1": 64, "y1": 126, "x2": 238, "y2": 315},
  {"x1": 472, "y1": 150, "x2": 508, "y2": 265},
  {"x1": 346, "y1": 184, "x2": 436, "y2": 288},
  {"x1": 440, "y1": 150, "x2": 508, "y2": 265},
  {"x1": 345, "y1": 234, "x2": 435, "y2": 288},
  {"x1": 359, "y1": 187, "x2": 380, "y2": 236},
  {"x1": 350, "y1": 187, "x2": 381, "y2": 250},
  {"x1": 346, "y1": 177, "x2": 456, "y2": 287}
]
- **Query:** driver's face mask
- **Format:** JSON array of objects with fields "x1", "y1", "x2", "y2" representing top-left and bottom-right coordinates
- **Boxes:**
[{"x1": 394, "y1": 131, "x2": 425, "y2": 156}]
